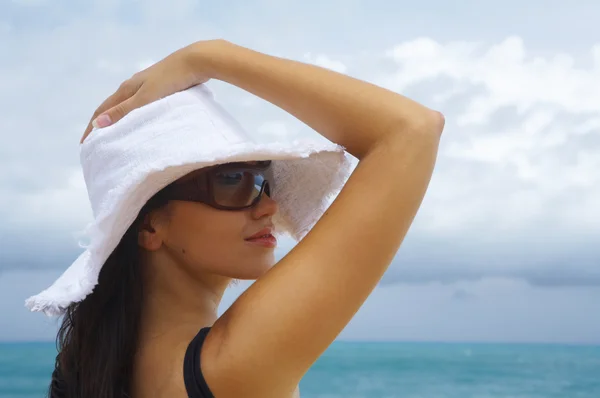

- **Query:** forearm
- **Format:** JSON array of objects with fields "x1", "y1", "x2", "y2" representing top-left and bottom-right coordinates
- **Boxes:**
[{"x1": 193, "y1": 39, "x2": 443, "y2": 159}]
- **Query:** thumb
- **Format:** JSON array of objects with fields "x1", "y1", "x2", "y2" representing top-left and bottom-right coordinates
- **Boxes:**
[{"x1": 91, "y1": 95, "x2": 138, "y2": 129}]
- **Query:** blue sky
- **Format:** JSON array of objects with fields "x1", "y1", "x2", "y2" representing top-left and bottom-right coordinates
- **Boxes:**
[{"x1": 1, "y1": 0, "x2": 599, "y2": 343}]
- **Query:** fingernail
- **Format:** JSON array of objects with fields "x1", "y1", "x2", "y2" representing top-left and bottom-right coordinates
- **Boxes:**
[{"x1": 92, "y1": 114, "x2": 112, "y2": 129}]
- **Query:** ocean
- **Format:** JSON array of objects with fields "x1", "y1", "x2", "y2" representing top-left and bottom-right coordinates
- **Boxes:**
[{"x1": 0, "y1": 341, "x2": 598, "y2": 397}]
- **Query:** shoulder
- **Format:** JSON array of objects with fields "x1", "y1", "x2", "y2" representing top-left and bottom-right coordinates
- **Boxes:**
[{"x1": 132, "y1": 327, "x2": 203, "y2": 397}]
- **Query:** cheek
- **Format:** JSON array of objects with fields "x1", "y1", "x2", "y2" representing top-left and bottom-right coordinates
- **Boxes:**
[
  {"x1": 166, "y1": 206, "x2": 246, "y2": 267},
  {"x1": 166, "y1": 207, "x2": 274, "y2": 279},
  {"x1": 170, "y1": 207, "x2": 239, "y2": 254}
]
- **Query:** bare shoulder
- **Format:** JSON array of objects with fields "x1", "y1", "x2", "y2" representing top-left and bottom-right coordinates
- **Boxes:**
[{"x1": 131, "y1": 329, "x2": 197, "y2": 398}]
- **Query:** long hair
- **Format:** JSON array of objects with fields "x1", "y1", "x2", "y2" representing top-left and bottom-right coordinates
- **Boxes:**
[{"x1": 48, "y1": 192, "x2": 169, "y2": 398}]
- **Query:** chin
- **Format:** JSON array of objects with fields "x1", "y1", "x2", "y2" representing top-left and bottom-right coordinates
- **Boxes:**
[{"x1": 234, "y1": 261, "x2": 274, "y2": 280}]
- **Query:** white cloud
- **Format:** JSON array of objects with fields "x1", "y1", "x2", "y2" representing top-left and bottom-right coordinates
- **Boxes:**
[
  {"x1": 385, "y1": 36, "x2": 600, "y2": 115},
  {"x1": 373, "y1": 36, "x2": 600, "y2": 241},
  {"x1": 4, "y1": 168, "x2": 91, "y2": 230}
]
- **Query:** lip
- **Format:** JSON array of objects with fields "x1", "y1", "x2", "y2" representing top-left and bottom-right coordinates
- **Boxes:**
[
  {"x1": 244, "y1": 235, "x2": 277, "y2": 248},
  {"x1": 245, "y1": 227, "x2": 274, "y2": 240}
]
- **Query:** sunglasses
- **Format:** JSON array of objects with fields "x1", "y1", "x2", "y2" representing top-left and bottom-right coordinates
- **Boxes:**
[{"x1": 156, "y1": 160, "x2": 274, "y2": 210}]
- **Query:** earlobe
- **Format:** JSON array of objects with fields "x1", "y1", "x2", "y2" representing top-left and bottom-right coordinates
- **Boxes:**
[
  {"x1": 138, "y1": 216, "x2": 163, "y2": 251},
  {"x1": 137, "y1": 208, "x2": 171, "y2": 251},
  {"x1": 138, "y1": 228, "x2": 163, "y2": 251}
]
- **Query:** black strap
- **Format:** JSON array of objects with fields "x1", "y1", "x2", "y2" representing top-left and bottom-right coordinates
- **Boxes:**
[{"x1": 183, "y1": 327, "x2": 215, "y2": 398}]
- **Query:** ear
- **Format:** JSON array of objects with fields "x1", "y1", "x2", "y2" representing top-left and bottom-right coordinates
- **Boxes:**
[{"x1": 137, "y1": 212, "x2": 164, "y2": 251}]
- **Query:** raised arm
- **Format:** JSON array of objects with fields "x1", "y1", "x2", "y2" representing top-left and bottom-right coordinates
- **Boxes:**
[{"x1": 192, "y1": 40, "x2": 445, "y2": 397}]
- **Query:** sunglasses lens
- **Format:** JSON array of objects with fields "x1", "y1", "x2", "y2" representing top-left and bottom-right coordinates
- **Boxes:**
[
  {"x1": 213, "y1": 170, "x2": 269, "y2": 208},
  {"x1": 165, "y1": 161, "x2": 274, "y2": 209}
]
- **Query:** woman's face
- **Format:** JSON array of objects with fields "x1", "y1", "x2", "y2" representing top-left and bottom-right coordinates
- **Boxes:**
[{"x1": 140, "y1": 164, "x2": 279, "y2": 281}]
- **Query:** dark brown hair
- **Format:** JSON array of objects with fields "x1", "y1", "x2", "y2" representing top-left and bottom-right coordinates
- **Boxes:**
[{"x1": 48, "y1": 192, "x2": 169, "y2": 398}]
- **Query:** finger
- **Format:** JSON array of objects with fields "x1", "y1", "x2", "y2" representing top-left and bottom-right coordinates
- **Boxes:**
[
  {"x1": 90, "y1": 94, "x2": 141, "y2": 132},
  {"x1": 80, "y1": 97, "x2": 127, "y2": 144},
  {"x1": 81, "y1": 105, "x2": 112, "y2": 144},
  {"x1": 80, "y1": 79, "x2": 141, "y2": 144},
  {"x1": 81, "y1": 90, "x2": 134, "y2": 143}
]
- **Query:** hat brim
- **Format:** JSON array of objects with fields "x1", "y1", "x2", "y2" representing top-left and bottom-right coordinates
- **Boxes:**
[{"x1": 25, "y1": 141, "x2": 352, "y2": 317}]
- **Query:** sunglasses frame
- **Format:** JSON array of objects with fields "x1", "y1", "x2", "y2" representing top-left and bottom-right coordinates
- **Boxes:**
[{"x1": 157, "y1": 160, "x2": 273, "y2": 211}]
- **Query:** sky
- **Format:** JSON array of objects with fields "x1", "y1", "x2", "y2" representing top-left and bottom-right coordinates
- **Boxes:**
[{"x1": 1, "y1": 0, "x2": 599, "y2": 343}]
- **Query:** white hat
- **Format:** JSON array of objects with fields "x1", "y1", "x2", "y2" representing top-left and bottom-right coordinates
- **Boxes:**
[{"x1": 25, "y1": 84, "x2": 352, "y2": 317}]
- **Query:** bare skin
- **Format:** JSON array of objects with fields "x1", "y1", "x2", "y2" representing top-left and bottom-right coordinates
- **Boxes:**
[{"x1": 84, "y1": 39, "x2": 445, "y2": 398}]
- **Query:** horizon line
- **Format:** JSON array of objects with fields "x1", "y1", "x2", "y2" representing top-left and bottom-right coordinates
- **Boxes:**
[{"x1": 1, "y1": 338, "x2": 598, "y2": 347}]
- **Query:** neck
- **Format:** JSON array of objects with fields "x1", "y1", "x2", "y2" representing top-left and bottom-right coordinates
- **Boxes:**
[{"x1": 138, "y1": 250, "x2": 231, "y2": 339}]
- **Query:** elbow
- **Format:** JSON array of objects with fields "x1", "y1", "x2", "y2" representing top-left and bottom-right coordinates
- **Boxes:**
[
  {"x1": 419, "y1": 110, "x2": 445, "y2": 138},
  {"x1": 395, "y1": 109, "x2": 445, "y2": 140},
  {"x1": 431, "y1": 110, "x2": 446, "y2": 137},
  {"x1": 382, "y1": 109, "x2": 445, "y2": 148}
]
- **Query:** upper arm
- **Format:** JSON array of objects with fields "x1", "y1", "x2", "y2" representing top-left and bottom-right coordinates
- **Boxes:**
[{"x1": 203, "y1": 126, "x2": 442, "y2": 397}]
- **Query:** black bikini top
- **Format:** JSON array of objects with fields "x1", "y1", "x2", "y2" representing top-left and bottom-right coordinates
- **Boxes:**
[{"x1": 183, "y1": 327, "x2": 215, "y2": 398}]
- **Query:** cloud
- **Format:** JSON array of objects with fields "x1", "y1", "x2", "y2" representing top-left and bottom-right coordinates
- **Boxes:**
[
  {"x1": 374, "y1": 36, "x2": 600, "y2": 271},
  {"x1": 342, "y1": 277, "x2": 600, "y2": 343},
  {"x1": 384, "y1": 36, "x2": 600, "y2": 113}
]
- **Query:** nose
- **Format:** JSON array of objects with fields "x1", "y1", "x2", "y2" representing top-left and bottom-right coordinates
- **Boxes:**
[{"x1": 251, "y1": 188, "x2": 279, "y2": 219}]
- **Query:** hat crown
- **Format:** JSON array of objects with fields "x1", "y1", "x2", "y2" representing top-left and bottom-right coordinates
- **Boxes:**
[{"x1": 80, "y1": 85, "x2": 254, "y2": 218}]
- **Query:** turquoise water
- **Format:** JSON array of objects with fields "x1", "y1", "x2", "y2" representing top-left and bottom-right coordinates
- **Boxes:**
[{"x1": 1, "y1": 341, "x2": 599, "y2": 397}]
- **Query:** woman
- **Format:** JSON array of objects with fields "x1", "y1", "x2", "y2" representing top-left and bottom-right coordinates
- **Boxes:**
[{"x1": 31, "y1": 39, "x2": 444, "y2": 397}]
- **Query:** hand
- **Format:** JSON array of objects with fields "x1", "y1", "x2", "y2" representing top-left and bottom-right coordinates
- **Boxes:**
[{"x1": 80, "y1": 40, "x2": 219, "y2": 143}]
